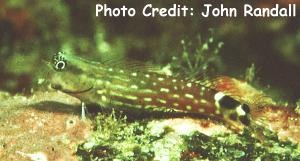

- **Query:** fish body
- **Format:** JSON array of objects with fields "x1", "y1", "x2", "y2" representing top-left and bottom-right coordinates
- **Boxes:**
[
  {"x1": 49, "y1": 52, "x2": 252, "y2": 130},
  {"x1": 48, "y1": 52, "x2": 300, "y2": 142}
]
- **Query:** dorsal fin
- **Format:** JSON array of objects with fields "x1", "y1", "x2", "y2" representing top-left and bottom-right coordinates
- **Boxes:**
[
  {"x1": 102, "y1": 58, "x2": 172, "y2": 76},
  {"x1": 209, "y1": 76, "x2": 275, "y2": 107},
  {"x1": 58, "y1": 52, "x2": 164, "y2": 75}
]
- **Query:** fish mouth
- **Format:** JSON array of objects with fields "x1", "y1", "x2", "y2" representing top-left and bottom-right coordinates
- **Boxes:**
[{"x1": 51, "y1": 84, "x2": 94, "y2": 94}]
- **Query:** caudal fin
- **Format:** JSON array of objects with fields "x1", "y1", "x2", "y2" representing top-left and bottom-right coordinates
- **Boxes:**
[{"x1": 209, "y1": 76, "x2": 275, "y2": 107}]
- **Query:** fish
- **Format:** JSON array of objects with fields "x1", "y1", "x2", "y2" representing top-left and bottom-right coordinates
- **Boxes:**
[{"x1": 47, "y1": 52, "x2": 255, "y2": 130}]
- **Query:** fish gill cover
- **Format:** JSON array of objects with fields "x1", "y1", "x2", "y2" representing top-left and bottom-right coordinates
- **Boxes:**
[{"x1": 0, "y1": 0, "x2": 300, "y2": 161}]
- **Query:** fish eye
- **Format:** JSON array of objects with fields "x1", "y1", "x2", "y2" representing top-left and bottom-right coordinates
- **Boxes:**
[
  {"x1": 53, "y1": 52, "x2": 67, "y2": 71},
  {"x1": 55, "y1": 60, "x2": 66, "y2": 70}
]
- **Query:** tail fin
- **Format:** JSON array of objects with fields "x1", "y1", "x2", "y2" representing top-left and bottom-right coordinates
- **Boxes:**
[{"x1": 209, "y1": 76, "x2": 275, "y2": 107}]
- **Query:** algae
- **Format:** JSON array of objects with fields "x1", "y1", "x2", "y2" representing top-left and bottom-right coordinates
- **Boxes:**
[{"x1": 0, "y1": 1, "x2": 300, "y2": 161}]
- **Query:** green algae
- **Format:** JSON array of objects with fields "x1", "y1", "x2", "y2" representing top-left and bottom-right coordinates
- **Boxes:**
[
  {"x1": 183, "y1": 127, "x2": 300, "y2": 161},
  {"x1": 76, "y1": 112, "x2": 156, "y2": 161},
  {"x1": 76, "y1": 111, "x2": 300, "y2": 161}
]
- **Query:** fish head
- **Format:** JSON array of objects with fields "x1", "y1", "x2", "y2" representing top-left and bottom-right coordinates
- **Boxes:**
[{"x1": 46, "y1": 52, "x2": 95, "y2": 96}]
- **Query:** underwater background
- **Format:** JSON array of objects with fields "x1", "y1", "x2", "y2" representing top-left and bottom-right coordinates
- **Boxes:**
[
  {"x1": 1, "y1": 0, "x2": 300, "y2": 102},
  {"x1": 0, "y1": 0, "x2": 300, "y2": 160}
]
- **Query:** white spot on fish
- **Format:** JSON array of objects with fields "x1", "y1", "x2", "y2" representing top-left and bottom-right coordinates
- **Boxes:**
[
  {"x1": 160, "y1": 88, "x2": 170, "y2": 93},
  {"x1": 109, "y1": 75, "x2": 130, "y2": 82},
  {"x1": 97, "y1": 89, "x2": 106, "y2": 95},
  {"x1": 109, "y1": 91, "x2": 124, "y2": 97},
  {"x1": 130, "y1": 85, "x2": 138, "y2": 89},
  {"x1": 186, "y1": 83, "x2": 192, "y2": 88},
  {"x1": 158, "y1": 77, "x2": 164, "y2": 81},
  {"x1": 145, "y1": 105, "x2": 158, "y2": 109},
  {"x1": 114, "y1": 84, "x2": 129, "y2": 90},
  {"x1": 173, "y1": 103, "x2": 179, "y2": 107},
  {"x1": 101, "y1": 95, "x2": 107, "y2": 102},
  {"x1": 173, "y1": 94, "x2": 180, "y2": 98},
  {"x1": 145, "y1": 74, "x2": 150, "y2": 78},
  {"x1": 236, "y1": 105, "x2": 246, "y2": 116},
  {"x1": 110, "y1": 90, "x2": 138, "y2": 100},
  {"x1": 144, "y1": 98, "x2": 152, "y2": 102},
  {"x1": 200, "y1": 99, "x2": 208, "y2": 104},
  {"x1": 185, "y1": 93, "x2": 194, "y2": 99},
  {"x1": 200, "y1": 87, "x2": 206, "y2": 96},
  {"x1": 186, "y1": 105, "x2": 192, "y2": 110},
  {"x1": 126, "y1": 95, "x2": 138, "y2": 100},
  {"x1": 157, "y1": 98, "x2": 167, "y2": 104},
  {"x1": 142, "y1": 89, "x2": 155, "y2": 94},
  {"x1": 214, "y1": 92, "x2": 226, "y2": 110},
  {"x1": 131, "y1": 72, "x2": 137, "y2": 77},
  {"x1": 214, "y1": 92, "x2": 225, "y2": 102}
]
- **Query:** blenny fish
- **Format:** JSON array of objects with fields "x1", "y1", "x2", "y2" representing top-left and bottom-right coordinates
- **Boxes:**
[
  {"x1": 47, "y1": 52, "x2": 255, "y2": 131},
  {"x1": 48, "y1": 52, "x2": 300, "y2": 138}
]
